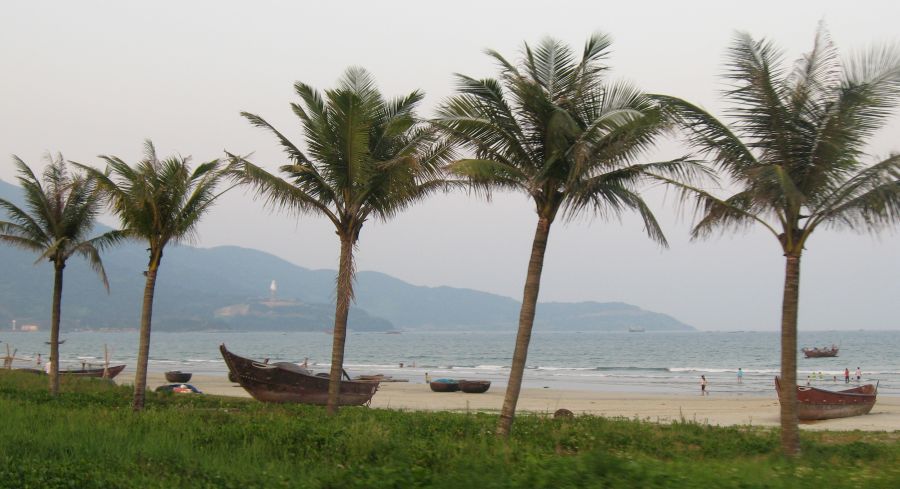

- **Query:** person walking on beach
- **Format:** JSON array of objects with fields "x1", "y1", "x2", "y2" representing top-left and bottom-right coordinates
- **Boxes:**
[
  {"x1": 700, "y1": 375, "x2": 708, "y2": 396},
  {"x1": 737, "y1": 368, "x2": 743, "y2": 384},
  {"x1": 856, "y1": 367, "x2": 862, "y2": 381},
  {"x1": 844, "y1": 368, "x2": 850, "y2": 383}
]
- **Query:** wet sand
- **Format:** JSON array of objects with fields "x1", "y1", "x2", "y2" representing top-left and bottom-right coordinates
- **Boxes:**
[{"x1": 143, "y1": 373, "x2": 900, "y2": 432}]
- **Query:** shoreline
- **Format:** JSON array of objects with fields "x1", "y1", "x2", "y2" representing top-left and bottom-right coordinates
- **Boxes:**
[{"x1": 139, "y1": 373, "x2": 900, "y2": 432}]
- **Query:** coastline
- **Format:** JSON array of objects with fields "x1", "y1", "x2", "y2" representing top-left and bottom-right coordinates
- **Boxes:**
[{"x1": 141, "y1": 373, "x2": 900, "y2": 432}]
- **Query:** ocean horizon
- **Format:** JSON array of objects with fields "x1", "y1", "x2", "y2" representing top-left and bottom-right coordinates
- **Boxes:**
[{"x1": 3, "y1": 329, "x2": 897, "y2": 397}]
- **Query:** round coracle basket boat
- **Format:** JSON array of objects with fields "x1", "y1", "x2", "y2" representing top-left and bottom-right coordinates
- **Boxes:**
[
  {"x1": 165, "y1": 371, "x2": 192, "y2": 383},
  {"x1": 429, "y1": 379, "x2": 460, "y2": 392},
  {"x1": 458, "y1": 379, "x2": 491, "y2": 394}
]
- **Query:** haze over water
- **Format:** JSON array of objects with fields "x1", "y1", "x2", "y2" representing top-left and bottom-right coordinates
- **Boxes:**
[{"x1": 4, "y1": 329, "x2": 897, "y2": 397}]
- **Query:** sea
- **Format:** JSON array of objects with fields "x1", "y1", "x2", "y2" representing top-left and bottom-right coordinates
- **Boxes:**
[{"x1": 2, "y1": 329, "x2": 897, "y2": 397}]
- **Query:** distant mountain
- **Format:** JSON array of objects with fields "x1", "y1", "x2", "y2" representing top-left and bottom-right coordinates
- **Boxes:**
[{"x1": 0, "y1": 179, "x2": 694, "y2": 333}]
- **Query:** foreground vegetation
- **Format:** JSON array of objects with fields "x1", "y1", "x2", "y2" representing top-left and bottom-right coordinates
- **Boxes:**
[{"x1": 0, "y1": 371, "x2": 897, "y2": 489}]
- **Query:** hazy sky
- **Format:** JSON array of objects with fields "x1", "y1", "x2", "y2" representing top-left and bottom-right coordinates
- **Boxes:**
[{"x1": 2, "y1": 1, "x2": 898, "y2": 331}]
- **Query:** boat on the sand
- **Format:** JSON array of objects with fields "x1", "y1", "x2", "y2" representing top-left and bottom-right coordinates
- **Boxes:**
[
  {"x1": 775, "y1": 376, "x2": 877, "y2": 420},
  {"x1": 458, "y1": 379, "x2": 491, "y2": 393},
  {"x1": 165, "y1": 371, "x2": 193, "y2": 383},
  {"x1": 802, "y1": 345, "x2": 839, "y2": 358},
  {"x1": 354, "y1": 374, "x2": 408, "y2": 383},
  {"x1": 429, "y1": 379, "x2": 460, "y2": 392},
  {"x1": 20, "y1": 364, "x2": 126, "y2": 379},
  {"x1": 219, "y1": 344, "x2": 379, "y2": 406}
]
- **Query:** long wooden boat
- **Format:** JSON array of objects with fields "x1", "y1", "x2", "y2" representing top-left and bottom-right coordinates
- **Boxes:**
[
  {"x1": 775, "y1": 377, "x2": 877, "y2": 420},
  {"x1": 802, "y1": 346, "x2": 839, "y2": 358},
  {"x1": 219, "y1": 344, "x2": 378, "y2": 406},
  {"x1": 19, "y1": 364, "x2": 126, "y2": 379}
]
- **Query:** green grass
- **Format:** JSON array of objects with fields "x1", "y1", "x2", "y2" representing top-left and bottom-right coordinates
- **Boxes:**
[{"x1": 0, "y1": 371, "x2": 897, "y2": 488}]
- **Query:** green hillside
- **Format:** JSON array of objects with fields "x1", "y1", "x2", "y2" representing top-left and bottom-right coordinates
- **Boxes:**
[{"x1": 0, "y1": 179, "x2": 694, "y2": 333}]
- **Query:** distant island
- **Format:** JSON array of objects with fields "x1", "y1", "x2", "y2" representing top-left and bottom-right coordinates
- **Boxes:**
[{"x1": 0, "y1": 179, "x2": 695, "y2": 333}]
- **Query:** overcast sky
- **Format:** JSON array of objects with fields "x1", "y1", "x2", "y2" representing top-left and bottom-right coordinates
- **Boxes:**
[{"x1": 2, "y1": 0, "x2": 898, "y2": 331}]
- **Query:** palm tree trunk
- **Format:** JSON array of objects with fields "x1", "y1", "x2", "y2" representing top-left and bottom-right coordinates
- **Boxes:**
[
  {"x1": 132, "y1": 258, "x2": 160, "y2": 412},
  {"x1": 497, "y1": 216, "x2": 552, "y2": 437},
  {"x1": 779, "y1": 253, "x2": 801, "y2": 456},
  {"x1": 326, "y1": 234, "x2": 355, "y2": 415},
  {"x1": 48, "y1": 262, "x2": 64, "y2": 396}
]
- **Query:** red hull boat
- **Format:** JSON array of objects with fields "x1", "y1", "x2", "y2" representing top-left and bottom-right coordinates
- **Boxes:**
[{"x1": 775, "y1": 377, "x2": 877, "y2": 420}]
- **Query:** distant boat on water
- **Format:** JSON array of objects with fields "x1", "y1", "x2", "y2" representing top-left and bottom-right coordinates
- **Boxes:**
[
  {"x1": 628, "y1": 327, "x2": 645, "y2": 333},
  {"x1": 802, "y1": 345, "x2": 839, "y2": 358}
]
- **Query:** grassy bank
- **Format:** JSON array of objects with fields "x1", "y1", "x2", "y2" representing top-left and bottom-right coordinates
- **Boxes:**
[{"x1": 0, "y1": 371, "x2": 897, "y2": 488}]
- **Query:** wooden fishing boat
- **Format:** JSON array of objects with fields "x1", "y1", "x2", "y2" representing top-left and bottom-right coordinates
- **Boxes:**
[
  {"x1": 429, "y1": 379, "x2": 459, "y2": 392},
  {"x1": 219, "y1": 344, "x2": 378, "y2": 406},
  {"x1": 458, "y1": 379, "x2": 491, "y2": 393},
  {"x1": 19, "y1": 364, "x2": 126, "y2": 379},
  {"x1": 775, "y1": 377, "x2": 877, "y2": 420},
  {"x1": 802, "y1": 346, "x2": 839, "y2": 358}
]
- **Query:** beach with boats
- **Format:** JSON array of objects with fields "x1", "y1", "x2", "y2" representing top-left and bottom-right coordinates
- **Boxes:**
[
  {"x1": 3, "y1": 329, "x2": 899, "y2": 428},
  {"x1": 3, "y1": 1, "x2": 900, "y2": 485}
]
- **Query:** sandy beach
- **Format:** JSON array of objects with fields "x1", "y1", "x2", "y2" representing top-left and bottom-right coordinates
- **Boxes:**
[{"x1": 142, "y1": 373, "x2": 900, "y2": 432}]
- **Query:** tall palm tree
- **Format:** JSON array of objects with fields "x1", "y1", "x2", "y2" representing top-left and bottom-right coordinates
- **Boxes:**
[
  {"x1": 75, "y1": 141, "x2": 232, "y2": 411},
  {"x1": 656, "y1": 27, "x2": 900, "y2": 456},
  {"x1": 434, "y1": 34, "x2": 706, "y2": 436},
  {"x1": 0, "y1": 154, "x2": 119, "y2": 395},
  {"x1": 229, "y1": 67, "x2": 450, "y2": 415}
]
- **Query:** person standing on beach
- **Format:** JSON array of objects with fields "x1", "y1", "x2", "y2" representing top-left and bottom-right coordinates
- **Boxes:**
[
  {"x1": 737, "y1": 368, "x2": 743, "y2": 384},
  {"x1": 700, "y1": 375, "x2": 708, "y2": 396},
  {"x1": 856, "y1": 367, "x2": 862, "y2": 381},
  {"x1": 844, "y1": 368, "x2": 850, "y2": 383}
]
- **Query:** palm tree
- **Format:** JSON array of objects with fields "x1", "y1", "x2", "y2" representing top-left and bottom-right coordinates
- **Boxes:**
[
  {"x1": 229, "y1": 67, "x2": 450, "y2": 415},
  {"x1": 0, "y1": 154, "x2": 119, "y2": 395},
  {"x1": 434, "y1": 34, "x2": 705, "y2": 436},
  {"x1": 74, "y1": 141, "x2": 232, "y2": 411},
  {"x1": 656, "y1": 26, "x2": 900, "y2": 456}
]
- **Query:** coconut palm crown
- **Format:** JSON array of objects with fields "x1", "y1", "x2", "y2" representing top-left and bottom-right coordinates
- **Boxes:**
[
  {"x1": 74, "y1": 141, "x2": 232, "y2": 411},
  {"x1": 0, "y1": 154, "x2": 120, "y2": 395},
  {"x1": 229, "y1": 67, "x2": 452, "y2": 414},
  {"x1": 434, "y1": 34, "x2": 707, "y2": 436},
  {"x1": 655, "y1": 26, "x2": 900, "y2": 456}
]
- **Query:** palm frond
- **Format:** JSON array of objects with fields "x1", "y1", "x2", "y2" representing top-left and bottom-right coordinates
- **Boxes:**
[
  {"x1": 447, "y1": 159, "x2": 527, "y2": 191},
  {"x1": 810, "y1": 153, "x2": 900, "y2": 232},
  {"x1": 227, "y1": 154, "x2": 339, "y2": 226},
  {"x1": 654, "y1": 95, "x2": 758, "y2": 179},
  {"x1": 241, "y1": 112, "x2": 312, "y2": 165},
  {"x1": 0, "y1": 232, "x2": 46, "y2": 253},
  {"x1": 73, "y1": 242, "x2": 110, "y2": 291}
]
